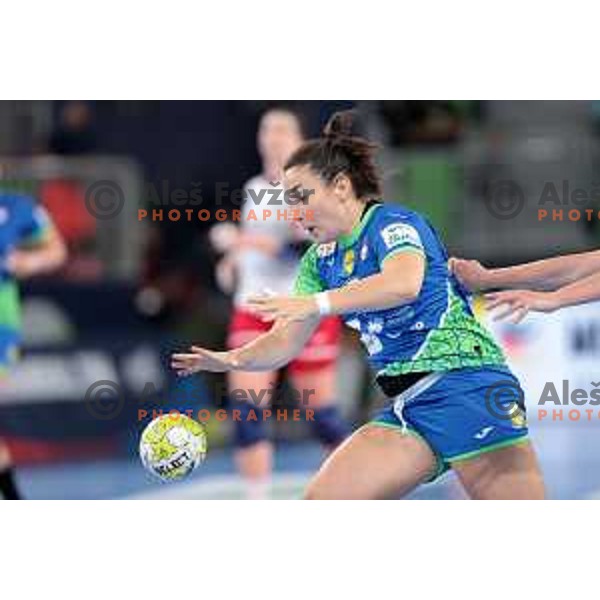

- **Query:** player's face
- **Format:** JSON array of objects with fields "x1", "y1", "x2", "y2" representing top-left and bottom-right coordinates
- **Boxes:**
[
  {"x1": 284, "y1": 165, "x2": 348, "y2": 243},
  {"x1": 258, "y1": 111, "x2": 303, "y2": 170}
]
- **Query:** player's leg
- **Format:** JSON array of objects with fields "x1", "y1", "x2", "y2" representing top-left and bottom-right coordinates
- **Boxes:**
[
  {"x1": 288, "y1": 317, "x2": 348, "y2": 451},
  {"x1": 229, "y1": 368, "x2": 277, "y2": 499},
  {"x1": 0, "y1": 438, "x2": 20, "y2": 500},
  {"x1": 288, "y1": 316, "x2": 348, "y2": 451},
  {"x1": 0, "y1": 359, "x2": 21, "y2": 500},
  {"x1": 227, "y1": 310, "x2": 278, "y2": 499},
  {"x1": 402, "y1": 367, "x2": 545, "y2": 500},
  {"x1": 452, "y1": 440, "x2": 545, "y2": 499},
  {"x1": 304, "y1": 423, "x2": 436, "y2": 499}
]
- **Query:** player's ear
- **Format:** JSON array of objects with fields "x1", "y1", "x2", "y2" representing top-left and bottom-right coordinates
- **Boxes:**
[{"x1": 332, "y1": 172, "x2": 352, "y2": 199}]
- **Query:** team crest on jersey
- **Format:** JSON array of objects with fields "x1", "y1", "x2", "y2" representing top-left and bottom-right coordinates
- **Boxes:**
[
  {"x1": 317, "y1": 242, "x2": 336, "y2": 258},
  {"x1": 510, "y1": 408, "x2": 527, "y2": 429},
  {"x1": 343, "y1": 249, "x2": 355, "y2": 275},
  {"x1": 380, "y1": 222, "x2": 422, "y2": 250}
]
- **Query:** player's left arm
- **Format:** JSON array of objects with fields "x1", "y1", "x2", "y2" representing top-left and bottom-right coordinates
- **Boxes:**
[
  {"x1": 8, "y1": 206, "x2": 67, "y2": 278},
  {"x1": 245, "y1": 217, "x2": 427, "y2": 321},
  {"x1": 245, "y1": 251, "x2": 424, "y2": 321}
]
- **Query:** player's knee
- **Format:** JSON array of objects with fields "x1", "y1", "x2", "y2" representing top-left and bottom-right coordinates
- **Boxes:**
[
  {"x1": 308, "y1": 406, "x2": 349, "y2": 447},
  {"x1": 304, "y1": 479, "x2": 325, "y2": 500},
  {"x1": 233, "y1": 401, "x2": 268, "y2": 448}
]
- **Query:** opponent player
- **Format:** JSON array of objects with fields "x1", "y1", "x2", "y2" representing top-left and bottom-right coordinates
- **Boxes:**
[
  {"x1": 173, "y1": 110, "x2": 545, "y2": 500},
  {"x1": 450, "y1": 252, "x2": 600, "y2": 322},
  {"x1": 210, "y1": 107, "x2": 347, "y2": 499},
  {"x1": 0, "y1": 193, "x2": 67, "y2": 499}
]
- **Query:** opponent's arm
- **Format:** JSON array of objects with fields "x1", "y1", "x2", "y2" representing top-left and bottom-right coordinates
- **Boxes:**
[
  {"x1": 486, "y1": 268, "x2": 600, "y2": 323},
  {"x1": 451, "y1": 250, "x2": 600, "y2": 293}
]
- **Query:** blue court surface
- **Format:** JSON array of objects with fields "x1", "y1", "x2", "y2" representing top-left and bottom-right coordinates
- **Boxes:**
[{"x1": 11, "y1": 420, "x2": 600, "y2": 499}]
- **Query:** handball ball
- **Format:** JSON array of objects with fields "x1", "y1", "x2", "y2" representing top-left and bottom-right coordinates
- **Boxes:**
[{"x1": 139, "y1": 414, "x2": 207, "y2": 482}]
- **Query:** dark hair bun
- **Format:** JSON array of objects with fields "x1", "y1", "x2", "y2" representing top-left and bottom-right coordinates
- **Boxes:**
[
  {"x1": 285, "y1": 108, "x2": 382, "y2": 199},
  {"x1": 323, "y1": 110, "x2": 358, "y2": 138}
]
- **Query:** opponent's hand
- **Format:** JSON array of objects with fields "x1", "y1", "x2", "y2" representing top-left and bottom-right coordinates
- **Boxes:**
[
  {"x1": 449, "y1": 258, "x2": 492, "y2": 292},
  {"x1": 171, "y1": 346, "x2": 239, "y2": 376},
  {"x1": 245, "y1": 294, "x2": 319, "y2": 322},
  {"x1": 485, "y1": 289, "x2": 559, "y2": 324}
]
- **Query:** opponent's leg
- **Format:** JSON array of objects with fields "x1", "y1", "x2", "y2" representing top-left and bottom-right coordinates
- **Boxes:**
[
  {"x1": 304, "y1": 423, "x2": 436, "y2": 499},
  {"x1": 230, "y1": 369, "x2": 276, "y2": 500},
  {"x1": 288, "y1": 316, "x2": 348, "y2": 451},
  {"x1": 452, "y1": 440, "x2": 545, "y2": 500},
  {"x1": 289, "y1": 367, "x2": 349, "y2": 451}
]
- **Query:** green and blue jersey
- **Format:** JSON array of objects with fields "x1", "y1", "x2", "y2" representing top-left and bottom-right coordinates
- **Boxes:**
[
  {"x1": 293, "y1": 202, "x2": 506, "y2": 376},
  {"x1": 0, "y1": 194, "x2": 52, "y2": 366}
]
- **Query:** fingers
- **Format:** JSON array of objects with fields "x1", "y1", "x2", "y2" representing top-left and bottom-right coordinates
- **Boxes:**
[
  {"x1": 485, "y1": 292, "x2": 511, "y2": 311},
  {"x1": 485, "y1": 292, "x2": 530, "y2": 323},
  {"x1": 245, "y1": 298, "x2": 279, "y2": 321},
  {"x1": 170, "y1": 347, "x2": 214, "y2": 376}
]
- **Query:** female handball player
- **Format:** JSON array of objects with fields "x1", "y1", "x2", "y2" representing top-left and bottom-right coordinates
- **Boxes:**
[
  {"x1": 451, "y1": 251, "x2": 600, "y2": 323},
  {"x1": 174, "y1": 110, "x2": 545, "y2": 500},
  {"x1": 209, "y1": 107, "x2": 347, "y2": 499},
  {"x1": 0, "y1": 195, "x2": 66, "y2": 499}
]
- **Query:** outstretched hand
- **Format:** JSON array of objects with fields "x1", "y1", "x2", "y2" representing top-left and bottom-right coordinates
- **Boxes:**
[
  {"x1": 171, "y1": 346, "x2": 238, "y2": 376},
  {"x1": 244, "y1": 294, "x2": 319, "y2": 322},
  {"x1": 485, "y1": 289, "x2": 559, "y2": 324}
]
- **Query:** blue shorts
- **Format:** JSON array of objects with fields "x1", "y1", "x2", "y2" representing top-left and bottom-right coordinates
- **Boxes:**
[
  {"x1": 0, "y1": 327, "x2": 20, "y2": 375},
  {"x1": 370, "y1": 367, "x2": 530, "y2": 481}
]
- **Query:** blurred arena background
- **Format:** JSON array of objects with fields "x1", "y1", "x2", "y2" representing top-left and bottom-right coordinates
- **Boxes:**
[{"x1": 1, "y1": 100, "x2": 600, "y2": 499}]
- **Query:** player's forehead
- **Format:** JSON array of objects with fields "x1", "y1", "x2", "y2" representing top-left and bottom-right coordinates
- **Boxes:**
[{"x1": 283, "y1": 165, "x2": 318, "y2": 191}]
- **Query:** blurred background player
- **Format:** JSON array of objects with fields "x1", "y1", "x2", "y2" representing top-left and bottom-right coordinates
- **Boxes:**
[
  {"x1": 0, "y1": 193, "x2": 67, "y2": 499},
  {"x1": 210, "y1": 107, "x2": 348, "y2": 498}
]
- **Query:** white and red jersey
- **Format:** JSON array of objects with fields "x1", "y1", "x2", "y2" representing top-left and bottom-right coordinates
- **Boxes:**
[{"x1": 234, "y1": 174, "x2": 300, "y2": 306}]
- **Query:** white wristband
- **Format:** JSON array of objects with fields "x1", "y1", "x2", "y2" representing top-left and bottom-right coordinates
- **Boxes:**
[{"x1": 315, "y1": 292, "x2": 332, "y2": 316}]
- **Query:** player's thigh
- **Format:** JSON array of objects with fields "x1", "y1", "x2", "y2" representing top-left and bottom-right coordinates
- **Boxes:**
[
  {"x1": 304, "y1": 423, "x2": 436, "y2": 500},
  {"x1": 228, "y1": 369, "x2": 277, "y2": 406},
  {"x1": 288, "y1": 366, "x2": 337, "y2": 409},
  {"x1": 452, "y1": 441, "x2": 545, "y2": 500}
]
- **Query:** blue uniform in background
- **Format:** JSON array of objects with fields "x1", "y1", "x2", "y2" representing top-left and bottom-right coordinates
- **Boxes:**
[{"x1": 0, "y1": 194, "x2": 52, "y2": 373}]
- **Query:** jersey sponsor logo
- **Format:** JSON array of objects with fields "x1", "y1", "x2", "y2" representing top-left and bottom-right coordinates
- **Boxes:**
[
  {"x1": 380, "y1": 222, "x2": 422, "y2": 250},
  {"x1": 317, "y1": 242, "x2": 336, "y2": 258}
]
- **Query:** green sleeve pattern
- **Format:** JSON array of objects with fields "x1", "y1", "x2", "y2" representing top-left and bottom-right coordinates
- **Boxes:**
[{"x1": 293, "y1": 245, "x2": 325, "y2": 296}]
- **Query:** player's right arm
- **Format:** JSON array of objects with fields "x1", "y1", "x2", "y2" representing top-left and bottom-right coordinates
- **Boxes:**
[
  {"x1": 171, "y1": 243, "x2": 324, "y2": 376},
  {"x1": 171, "y1": 316, "x2": 320, "y2": 375},
  {"x1": 450, "y1": 249, "x2": 600, "y2": 292}
]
